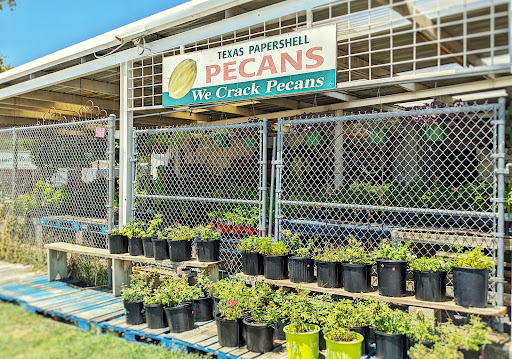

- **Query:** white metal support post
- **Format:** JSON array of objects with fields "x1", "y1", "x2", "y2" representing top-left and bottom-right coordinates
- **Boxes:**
[{"x1": 119, "y1": 62, "x2": 133, "y2": 226}]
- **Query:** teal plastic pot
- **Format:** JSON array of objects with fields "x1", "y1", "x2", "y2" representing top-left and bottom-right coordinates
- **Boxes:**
[
  {"x1": 324, "y1": 332, "x2": 364, "y2": 359},
  {"x1": 423, "y1": 124, "x2": 446, "y2": 142},
  {"x1": 284, "y1": 324, "x2": 320, "y2": 359},
  {"x1": 306, "y1": 131, "x2": 325, "y2": 146}
]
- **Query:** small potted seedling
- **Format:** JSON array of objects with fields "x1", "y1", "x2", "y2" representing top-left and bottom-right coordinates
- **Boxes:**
[
  {"x1": 195, "y1": 224, "x2": 221, "y2": 262},
  {"x1": 452, "y1": 247, "x2": 494, "y2": 307},
  {"x1": 410, "y1": 256, "x2": 451, "y2": 302},
  {"x1": 313, "y1": 246, "x2": 345, "y2": 288},
  {"x1": 108, "y1": 227, "x2": 128, "y2": 254},
  {"x1": 437, "y1": 316, "x2": 491, "y2": 359},
  {"x1": 144, "y1": 213, "x2": 163, "y2": 258},
  {"x1": 144, "y1": 285, "x2": 167, "y2": 329},
  {"x1": 167, "y1": 224, "x2": 194, "y2": 262},
  {"x1": 121, "y1": 274, "x2": 149, "y2": 325},
  {"x1": 371, "y1": 307, "x2": 411, "y2": 359},
  {"x1": 123, "y1": 218, "x2": 145, "y2": 256},
  {"x1": 282, "y1": 230, "x2": 316, "y2": 283},
  {"x1": 238, "y1": 235, "x2": 265, "y2": 276},
  {"x1": 190, "y1": 271, "x2": 214, "y2": 322},
  {"x1": 260, "y1": 237, "x2": 289, "y2": 280},
  {"x1": 342, "y1": 238, "x2": 374, "y2": 293},
  {"x1": 374, "y1": 240, "x2": 413, "y2": 297},
  {"x1": 160, "y1": 277, "x2": 195, "y2": 333}
]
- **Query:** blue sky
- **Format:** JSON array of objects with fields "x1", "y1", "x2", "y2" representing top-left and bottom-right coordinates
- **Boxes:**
[{"x1": 0, "y1": 0, "x2": 189, "y2": 67}]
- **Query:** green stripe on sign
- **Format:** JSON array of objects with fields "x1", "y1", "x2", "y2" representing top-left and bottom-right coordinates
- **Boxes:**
[{"x1": 163, "y1": 69, "x2": 336, "y2": 107}]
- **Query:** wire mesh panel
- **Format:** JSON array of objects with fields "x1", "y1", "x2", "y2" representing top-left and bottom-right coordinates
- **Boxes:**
[
  {"x1": 0, "y1": 118, "x2": 116, "y2": 286},
  {"x1": 134, "y1": 120, "x2": 267, "y2": 274},
  {"x1": 275, "y1": 102, "x2": 501, "y2": 303}
]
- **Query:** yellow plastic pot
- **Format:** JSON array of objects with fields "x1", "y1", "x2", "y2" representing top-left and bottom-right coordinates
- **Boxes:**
[
  {"x1": 324, "y1": 332, "x2": 364, "y2": 359},
  {"x1": 284, "y1": 324, "x2": 320, "y2": 359}
]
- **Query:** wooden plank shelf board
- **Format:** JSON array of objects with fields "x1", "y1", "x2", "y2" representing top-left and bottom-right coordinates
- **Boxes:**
[{"x1": 236, "y1": 274, "x2": 508, "y2": 317}]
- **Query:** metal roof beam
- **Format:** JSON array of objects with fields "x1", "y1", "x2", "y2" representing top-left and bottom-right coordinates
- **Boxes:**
[{"x1": 19, "y1": 90, "x2": 119, "y2": 111}]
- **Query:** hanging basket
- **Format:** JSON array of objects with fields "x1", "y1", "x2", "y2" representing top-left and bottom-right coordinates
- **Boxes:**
[
  {"x1": 368, "y1": 128, "x2": 390, "y2": 144},
  {"x1": 423, "y1": 124, "x2": 446, "y2": 142},
  {"x1": 215, "y1": 133, "x2": 231, "y2": 148},
  {"x1": 244, "y1": 136, "x2": 259, "y2": 148},
  {"x1": 306, "y1": 131, "x2": 325, "y2": 146}
]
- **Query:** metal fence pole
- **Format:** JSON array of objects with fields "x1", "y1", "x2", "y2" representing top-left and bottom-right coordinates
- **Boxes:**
[
  {"x1": 107, "y1": 115, "x2": 116, "y2": 233},
  {"x1": 261, "y1": 118, "x2": 268, "y2": 237},
  {"x1": 11, "y1": 129, "x2": 17, "y2": 203},
  {"x1": 274, "y1": 118, "x2": 284, "y2": 242},
  {"x1": 496, "y1": 97, "x2": 506, "y2": 307},
  {"x1": 131, "y1": 129, "x2": 138, "y2": 220},
  {"x1": 268, "y1": 137, "x2": 277, "y2": 237}
]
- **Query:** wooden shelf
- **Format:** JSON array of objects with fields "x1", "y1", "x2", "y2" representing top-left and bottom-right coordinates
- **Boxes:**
[{"x1": 236, "y1": 273, "x2": 508, "y2": 317}]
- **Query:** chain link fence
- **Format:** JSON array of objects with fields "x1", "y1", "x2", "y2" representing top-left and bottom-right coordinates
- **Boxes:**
[
  {"x1": 134, "y1": 120, "x2": 268, "y2": 274},
  {"x1": 0, "y1": 117, "x2": 116, "y2": 286},
  {"x1": 274, "y1": 102, "x2": 504, "y2": 305}
]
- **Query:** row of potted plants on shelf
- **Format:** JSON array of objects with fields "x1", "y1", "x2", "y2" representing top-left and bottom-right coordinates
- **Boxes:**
[
  {"x1": 238, "y1": 232, "x2": 494, "y2": 308},
  {"x1": 109, "y1": 215, "x2": 221, "y2": 262},
  {"x1": 207, "y1": 207, "x2": 259, "y2": 235},
  {"x1": 121, "y1": 271, "x2": 491, "y2": 359}
]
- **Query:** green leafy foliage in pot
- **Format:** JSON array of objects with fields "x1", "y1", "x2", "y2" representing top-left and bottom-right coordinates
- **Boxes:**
[
  {"x1": 453, "y1": 247, "x2": 494, "y2": 270},
  {"x1": 370, "y1": 306, "x2": 412, "y2": 335},
  {"x1": 307, "y1": 294, "x2": 333, "y2": 329},
  {"x1": 218, "y1": 298, "x2": 244, "y2": 320},
  {"x1": 259, "y1": 239, "x2": 289, "y2": 256},
  {"x1": 145, "y1": 213, "x2": 163, "y2": 237},
  {"x1": 190, "y1": 271, "x2": 213, "y2": 299},
  {"x1": 159, "y1": 277, "x2": 194, "y2": 307},
  {"x1": 343, "y1": 238, "x2": 374, "y2": 265},
  {"x1": 237, "y1": 235, "x2": 263, "y2": 253},
  {"x1": 121, "y1": 274, "x2": 150, "y2": 303},
  {"x1": 159, "y1": 224, "x2": 195, "y2": 242},
  {"x1": 110, "y1": 227, "x2": 123, "y2": 235},
  {"x1": 144, "y1": 287, "x2": 165, "y2": 305},
  {"x1": 195, "y1": 224, "x2": 220, "y2": 241},
  {"x1": 278, "y1": 290, "x2": 317, "y2": 333},
  {"x1": 410, "y1": 256, "x2": 452, "y2": 272},
  {"x1": 242, "y1": 282, "x2": 278, "y2": 326},
  {"x1": 325, "y1": 329, "x2": 361, "y2": 342},
  {"x1": 121, "y1": 218, "x2": 146, "y2": 239},
  {"x1": 212, "y1": 278, "x2": 247, "y2": 302},
  {"x1": 374, "y1": 240, "x2": 413, "y2": 261},
  {"x1": 408, "y1": 312, "x2": 440, "y2": 344},
  {"x1": 281, "y1": 230, "x2": 317, "y2": 257},
  {"x1": 313, "y1": 246, "x2": 345, "y2": 262},
  {"x1": 409, "y1": 342, "x2": 462, "y2": 359},
  {"x1": 438, "y1": 316, "x2": 491, "y2": 352}
]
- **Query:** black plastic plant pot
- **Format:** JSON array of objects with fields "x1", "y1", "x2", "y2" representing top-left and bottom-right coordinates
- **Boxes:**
[
  {"x1": 193, "y1": 296, "x2": 214, "y2": 322},
  {"x1": 164, "y1": 302, "x2": 195, "y2": 333},
  {"x1": 289, "y1": 256, "x2": 315, "y2": 283},
  {"x1": 353, "y1": 326, "x2": 370, "y2": 356},
  {"x1": 316, "y1": 260, "x2": 342, "y2": 288},
  {"x1": 274, "y1": 318, "x2": 289, "y2": 340},
  {"x1": 263, "y1": 255, "x2": 288, "y2": 280},
  {"x1": 168, "y1": 240, "x2": 192, "y2": 262},
  {"x1": 453, "y1": 267, "x2": 489, "y2": 308},
  {"x1": 243, "y1": 319, "x2": 274, "y2": 353},
  {"x1": 414, "y1": 270, "x2": 447, "y2": 302},
  {"x1": 242, "y1": 252, "x2": 264, "y2": 276},
  {"x1": 213, "y1": 296, "x2": 221, "y2": 316},
  {"x1": 142, "y1": 236, "x2": 155, "y2": 258},
  {"x1": 319, "y1": 329, "x2": 326, "y2": 351},
  {"x1": 197, "y1": 240, "x2": 220, "y2": 262},
  {"x1": 124, "y1": 301, "x2": 145, "y2": 325},
  {"x1": 460, "y1": 348, "x2": 482, "y2": 359},
  {"x1": 216, "y1": 315, "x2": 244, "y2": 347},
  {"x1": 144, "y1": 303, "x2": 167, "y2": 329},
  {"x1": 376, "y1": 260, "x2": 407, "y2": 297},
  {"x1": 342, "y1": 263, "x2": 372, "y2": 293},
  {"x1": 375, "y1": 331, "x2": 407, "y2": 359},
  {"x1": 407, "y1": 338, "x2": 434, "y2": 351},
  {"x1": 108, "y1": 234, "x2": 128, "y2": 254},
  {"x1": 152, "y1": 238, "x2": 169, "y2": 260},
  {"x1": 129, "y1": 237, "x2": 144, "y2": 256}
]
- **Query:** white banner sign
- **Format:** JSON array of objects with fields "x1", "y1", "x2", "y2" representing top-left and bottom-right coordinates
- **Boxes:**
[{"x1": 0, "y1": 151, "x2": 37, "y2": 170}]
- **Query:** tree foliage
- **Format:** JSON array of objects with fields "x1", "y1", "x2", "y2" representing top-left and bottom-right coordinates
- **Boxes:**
[
  {"x1": 0, "y1": 0, "x2": 16, "y2": 11},
  {"x1": 0, "y1": 57, "x2": 12, "y2": 73}
]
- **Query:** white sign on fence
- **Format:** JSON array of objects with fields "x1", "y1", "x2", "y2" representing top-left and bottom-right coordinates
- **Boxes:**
[{"x1": 0, "y1": 151, "x2": 37, "y2": 170}]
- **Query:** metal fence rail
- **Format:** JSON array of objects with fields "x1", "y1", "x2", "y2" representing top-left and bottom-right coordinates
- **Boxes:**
[
  {"x1": 274, "y1": 101, "x2": 505, "y2": 306},
  {"x1": 133, "y1": 120, "x2": 268, "y2": 274},
  {"x1": 0, "y1": 116, "x2": 117, "y2": 285}
]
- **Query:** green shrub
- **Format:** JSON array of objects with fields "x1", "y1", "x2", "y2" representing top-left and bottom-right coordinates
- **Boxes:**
[{"x1": 410, "y1": 256, "x2": 452, "y2": 272}]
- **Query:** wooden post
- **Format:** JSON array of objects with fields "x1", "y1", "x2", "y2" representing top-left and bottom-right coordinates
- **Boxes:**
[
  {"x1": 47, "y1": 248, "x2": 68, "y2": 281},
  {"x1": 112, "y1": 258, "x2": 132, "y2": 297}
]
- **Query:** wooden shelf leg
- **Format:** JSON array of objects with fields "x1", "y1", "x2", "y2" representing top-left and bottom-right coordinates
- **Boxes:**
[
  {"x1": 206, "y1": 264, "x2": 219, "y2": 282},
  {"x1": 47, "y1": 248, "x2": 68, "y2": 281},
  {"x1": 113, "y1": 258, "x2": 132, "y2": 297}
]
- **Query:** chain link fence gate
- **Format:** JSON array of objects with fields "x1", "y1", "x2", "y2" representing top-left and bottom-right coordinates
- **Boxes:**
[
  {"x1": 133, "y1": 120, "x2": 268, "y2": 274},
  {"x1": 274, "y1": 101, "x2": 506, "y2": 307},
  {"x1": 0, "y1": 116, "x2": 117, "y2": 286}
]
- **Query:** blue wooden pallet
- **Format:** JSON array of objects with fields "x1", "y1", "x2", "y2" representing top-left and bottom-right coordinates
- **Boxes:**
[{"x1": 39, "y1": 217, "x2": 107, "y2": 234}]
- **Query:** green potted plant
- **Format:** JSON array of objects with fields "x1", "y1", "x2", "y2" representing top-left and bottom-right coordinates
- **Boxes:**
[
  {"x1": 214, "y1": 128, "x2": 232, "y2": 148},
  {"x1": 342, "y1": 238, "x2": 374, "y2": 293},
  {"x1": 195, "y1": 224, "x2": 220, "y2": 262},
  {"x1": 407, "y1": 312, "x2": 439, "y2": 349},
  {"x1": 307, "y1": 294, "x2": 333, "y2": 351},
  {"x1": 216, "y1": 298, "x2": 245, "y2": 347},
  {"x1": 154, "y1": 225, "x2": 170, "y2": 261},
  {"x1": 166, "y1": 224, "x2": 194, "y2": 262},
  {"x1": 121, "y1": 273, "x2": 149, "y2": 325},
  {"x1": 108, "y1": 227, "x2": 128, "y2": 254},
  {"x1": 243, "y1": 296, "x2": 279, "y2": 353},
  {"x1": 438, "y1": 316, "x2": 491, "y2": 359},
  {"x1": 452, "y1": 247, "x2": 494, "y2": 307},
  {"x1": 282, "y1": 290, "x2": 321, "y2": 359},
  {"x1": 144, "y1": 284, "x2": 167, "y2": 329},
  {"x1": 313, "y1": 246, "x2": 345, "y2": 288},
  {"x1": 160, "y1": 276, "x2": 195, "y2": 333},
  {"x1": 410, "y1": 256, "x2": 451, "y2": 302},
  {"x1": 282, "y1": 230, "x2": 316, "y2": 283},
  {"x1": 409, "y1": 342, "x2": 462, "y2": 359},
  {"x1": 374, "y1": 240, "x2": 413, "y2": 297},
  {"x1": 238, "y1": 235, "x2": 267, "y2": 276},
  {"x1": 260, "y1": 238, "x2": 289, "y2": 280},
  {"x1": 144, "y1": 213, "x2": 163, "y2": 258},
  {"x1": 212, "y1": 277, "x2": 248, "y2": 316},
  {"x1": 371, "y1": 307, "x2": 411, "y2": 359},
  {"x1": 122, "y1": 218, "x2": 145, "y2": 256},
  {"x1": 190, "y1": 271, "x2": 214, "y2": 322}
]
